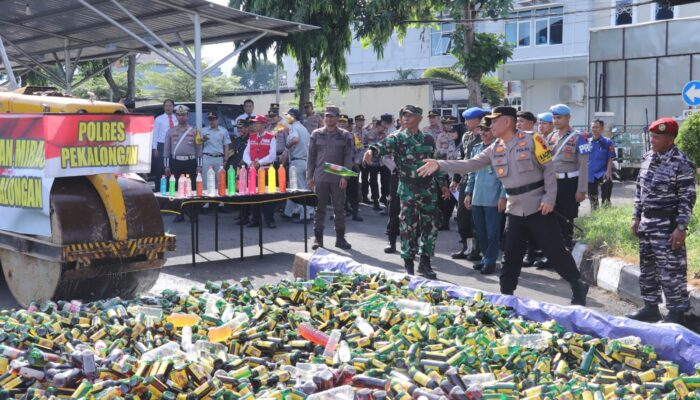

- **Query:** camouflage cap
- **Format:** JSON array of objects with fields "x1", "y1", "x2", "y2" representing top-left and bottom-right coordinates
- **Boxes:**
[
  {"x1": 401, "y1": 105, "x2": 423, "y2": 116},
  {"x1": 325, "y1": 106, "x2": 340, "y2": 116}
]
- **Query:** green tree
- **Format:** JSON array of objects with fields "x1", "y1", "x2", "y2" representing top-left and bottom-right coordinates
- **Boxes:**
[
  {"x1": 678, "y1": 113, "x2": 700, "y2": 168},
  {"x1": 232, "y1": 60, "x2": 283, "y2": 90},
  {"x1": 143, "y1": 66, "x2": 240, "y2": 102},
  {"x1": 422, "y1": 67, "x2": 504, "y2": 107},
  {"x1": 357, "y1": 0, "x2": 513, "y2": 107}
]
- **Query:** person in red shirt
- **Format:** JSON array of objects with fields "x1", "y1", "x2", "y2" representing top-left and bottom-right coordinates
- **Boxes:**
[{"x1": 243, "y1": 114, "x2": 278, "y2": 228}]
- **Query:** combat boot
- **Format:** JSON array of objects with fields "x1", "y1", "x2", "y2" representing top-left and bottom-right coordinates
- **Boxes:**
[
  {"x1": 626, "y1": 303, "x2": 662, "y2": 322},
  {"x1": 451, "y1": 241, "x2": 468, "y2": 259},
  {"x1": 418, "y1": 255, "x2": 437, "y2": 279},
  {"x1": 663, "y1": 311, "x2": 686, "y2": 326},
  {"x1": 335, "y1": 229, "x2": 352, "y2": 250},
  {"x1": 570, "y1": 279, "x2": 589, "y2": 306},
  {"x1": 384, "y1": 237, "x2": 396, "y2": 253},
  {"x1": 311, "y1": 230, "x2": 324, "y2": 250},
  {"x1": 403, "y1": 258, "x2": 415, "y2": 275},
  {"x1": 466, "y1": 240, "x2": 482, "y2": 262},
  {"x1": 351, "y1": 210, "x2": 363, "y2": 222},
  {"x1": 480, "y1": 264, "x2": 496, "y2": 275},
  {"x1": 373, "y1": 199, "x2": 382, "y2": 211}
]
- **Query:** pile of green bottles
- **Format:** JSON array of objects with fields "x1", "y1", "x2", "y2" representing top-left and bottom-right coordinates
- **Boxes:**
[{"x1": 0, "y1": 272, "x2": 699, "y2": 400}]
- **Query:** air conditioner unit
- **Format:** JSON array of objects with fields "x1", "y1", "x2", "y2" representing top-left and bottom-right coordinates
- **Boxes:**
[{"x1": 559, "y1": 82, "x2": 585, "y2": 103}]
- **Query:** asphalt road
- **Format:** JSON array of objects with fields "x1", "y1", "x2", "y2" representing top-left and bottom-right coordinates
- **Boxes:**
[{"x1": 0, "y1": 181, "x2": 639, "y2": 318}]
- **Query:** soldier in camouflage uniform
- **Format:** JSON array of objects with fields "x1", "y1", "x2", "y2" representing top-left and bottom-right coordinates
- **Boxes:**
[
  {"x1": 627, "y1": 118, "x2": 696, "y2": 326},
  {"x1": 365, "y1": 105, "x2": 449, "y2": 279}
]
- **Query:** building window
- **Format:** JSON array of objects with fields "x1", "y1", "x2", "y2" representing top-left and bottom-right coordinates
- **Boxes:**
[
  {"x1": 431, "y1": 23, "x2": 455, "y2": 56},
  {"x1": 615, "y1": 0, "x2": 633, "y2": 25},
  {"x1": 655, "y1": 3, "x2": 674, "y2": 20},
  {"x1": 506, "y1": 6, "x2": 563, "y2": 48}
]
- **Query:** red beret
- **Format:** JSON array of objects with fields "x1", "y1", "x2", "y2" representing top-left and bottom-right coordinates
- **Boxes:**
[
  {"x1": 250, "y1": 114, "x2": 268, "y2": 124},
  {"x1": 649, "y1": 117, "x2": 678, "y2": 135}
]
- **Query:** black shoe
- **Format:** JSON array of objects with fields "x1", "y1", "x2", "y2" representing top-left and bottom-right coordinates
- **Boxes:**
[
  {"x1": 372, "y1": 200, "x2": 382, "y2": 211},
  {"x1": 247, "y1": 221, "x2": 260, "y2": 228},
  {"x1": 480, "y1": 264, "x2": 496, "y2": 275},
  {"x1": 384, "y1": 240, "x2": 396, "y2": 254},
  {"x1": 451, "y1": 246, "x2": 468, "y2": 260},
  {"x1": 174, "y1": 214, "x2": 185, "y2": 223},
  {"x1": 472, "y1": 263, "x2": 484, "y2": 271},
  {"x1": 465, "y1": 250, "x2": 481, "y2": 262},
  {"x1": 626, "y1": 304, "x2": 662, "y2": 322},
  {"x1": 335, "y1": 229, "x2": 352, "y2": 250},
  {"x1": 522, "y1": 254, "x2": 535, "y2": 267},
  {"x1": 438, "y1": 224, "x2": 450, "y2": 231},
  {"x1": 570, "y1": 280, "x2": 589, "y2": 306},
  {"x1": 238, "y1": 218, "x2": 250, "y2": 226},
  {"x1": 380, "y1": 209, "x2": 388, "y2": 216},
  {"x1": 266, "y1": 221, "x2": 277, "y2": 229},
  {"x1": 663, "y1": 311, "x2": 686, "y2": 325},
  {"x1": 351, "y1": 212, "x2": 363, "y2": 222},
  {"x1": 534, "y1": 258, "x2": 551, "y2": 270},
  {"x1": 404, "y1": 258, "x2": 415, "y2": 275},
  {"x1": 418, "y1": 255, "x2": 437, "y2": 279},
  {"x1": 361, "y1": 197, "x2": 371, "y2": 205},
  {"x1": 312, "y1": 230, "x2": 324, "y2": 250}
]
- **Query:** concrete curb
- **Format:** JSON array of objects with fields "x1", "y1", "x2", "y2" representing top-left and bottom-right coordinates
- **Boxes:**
[{"x1": 574, "y1": 243, "x2": 700, "y2": 316}]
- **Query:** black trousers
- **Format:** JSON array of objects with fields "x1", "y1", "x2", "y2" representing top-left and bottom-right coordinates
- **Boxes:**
[
  {"x1": 346, "y1": 166, "x2": 360, "y2": 212},
  {"x1": 362, "y1": 165, "x2": 381, "y2": 201},
  {"x1": 171, "y1": 158, "x2": 197, "y2": 190},
  {"x1": 555, "y1": 177, "x2": 580, "y2": 249},
  {"x1": 379, "y1": 166, "x2": 391, "y2": 203},
  {"x1": 437, "y1": 176, "x2": 455, "y2": 227},
  {"x1": 386, "y1": 172, "x2": 400, "y2": 240},
  {"x1": 588, "y1": 177, "x2": 613, "y2": 209},
  {"x1": 501, "y1": 212, "x2": 581, "y2": 294},
  {"x1": 150, "y1": 143, "x2": 164, "y2": 181},
  {"x1": 251, "y1": 203, "x2": 275, "y2": 224},
  {"x1": 456, "y1": 183, "x2": 475, "y2": 241}
]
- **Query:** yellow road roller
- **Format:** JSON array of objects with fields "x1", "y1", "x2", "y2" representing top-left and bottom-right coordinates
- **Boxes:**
[{"x1": 0, "y1": 88, "x2": 175, "y2": 307}]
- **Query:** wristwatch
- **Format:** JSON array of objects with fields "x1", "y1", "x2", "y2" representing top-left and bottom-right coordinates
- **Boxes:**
[{"x1": 677, "y1": 223, "x2": 686, "y2": 231}]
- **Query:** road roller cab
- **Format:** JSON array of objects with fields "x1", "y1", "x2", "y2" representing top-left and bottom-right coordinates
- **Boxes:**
[{"x1": 0, "y1": 88, "x2": 175, "y2": 307}]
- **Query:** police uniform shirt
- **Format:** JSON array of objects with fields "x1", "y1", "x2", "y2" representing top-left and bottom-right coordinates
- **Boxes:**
[
  {"x1": 287, "y1": 121, "x2": 310, "y2": 161},
  {"x1": 438, "y1": 131, "x2": 557, "y2": 217},
  {"x1": 547, "y1": 129, "x2": 590, "y2": 193},
  {"x1": 201, "y1": 126, "x2": 231, "y2": 156},
  {"x1": 633, "y1": 146, "x2": 696, "y2": 232},
  {"x1": 152, "y1": 113, "x2": 176, "y2": 149},
  {"x1": 303, "y1": 112, "x2": 323, "y2": 133},
  {"x1": 234, "y1": 113, "x2": 251, "y2": 136},
  {"x1": 363, "y1": 128, "x2": 385, "y2": 167},
  {"x1": 307, "y1": 126, "x2": 353, "y2": 183},
  {"x1": 163, "y1": 124, "x2": 202, "y2": 159}
]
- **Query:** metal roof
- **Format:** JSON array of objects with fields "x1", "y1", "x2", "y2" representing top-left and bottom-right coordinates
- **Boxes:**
[{"x1": 0, "y1": 0, "x2": 317, "y2": 70}]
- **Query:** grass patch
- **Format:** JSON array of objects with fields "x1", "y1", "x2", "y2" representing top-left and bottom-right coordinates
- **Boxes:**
[{"x1": 576, "y1": 198, "x2": 700, "y2": 278}]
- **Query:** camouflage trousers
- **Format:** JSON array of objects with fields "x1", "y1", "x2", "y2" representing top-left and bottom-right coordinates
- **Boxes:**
[
  {"x1": 638, "y1": 227, "x2": 689, "y2": 312},
  {"x1": 399, "y1": 189, "x2": 439, "y2": 260}
]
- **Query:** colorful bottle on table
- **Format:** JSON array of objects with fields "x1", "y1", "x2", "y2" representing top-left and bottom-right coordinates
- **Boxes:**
[
  {"x1": 278, "y1": 165, "x2": 286, "y2": 193},
  {"x1": 218, "y1": 166, "x2": 226, "y2": 196},
  {"x1": 258, "y1": 166, "x2": 266, "y2": 194},
  {"x1": 196, "y1": 172, "x2": 203, "y2": 196},
  {"x1": 268, "y1": 165, "x2": 277, "y2": 193},
  {"x1": 207, "y1": 166, "x2": 216, "y2": 196},
  {"x1": 239, "y1": 166, "x2": 247, "y2": 194},
  {"x1": 177, "y1": 174, "x2": 186, "y2": 197},
  {"x1": 289, "y1": 166, "x2": 298, "y2": 190},
  {"x1": 169, "y1": 175, "x2": 176, "y2": 196},
  {"x1": 227, "y1": 165, "x2": 236, "y2": 195},
  {"x1": 248, "y1": 166, "x2": 257, "y2": 194},
  {"x1": 160, "y1": 175, "x2": 167, "y2": 195}
]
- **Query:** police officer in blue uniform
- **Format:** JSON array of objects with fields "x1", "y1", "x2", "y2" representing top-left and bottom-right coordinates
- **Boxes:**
[{"x1": 627, "y1": 118, "x2": 696, "y2": 326}]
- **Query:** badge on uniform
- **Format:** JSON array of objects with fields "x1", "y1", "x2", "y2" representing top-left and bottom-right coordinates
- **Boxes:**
[{"x1": 533, "y1": 134, "x2": 553, "y2": 164}]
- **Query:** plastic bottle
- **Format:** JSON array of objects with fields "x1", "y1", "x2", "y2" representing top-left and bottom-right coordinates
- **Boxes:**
[
  {"x1": 207, "y1": 313, "x2": 250, "y2": 343},
  {"x1": 337, "y1": 340, "x2": 351, "y2": 363},
  {"x1": 181, "y1": 326, "x2": 193, "y2": 355},
  {"x1": 165, "y1": 312, "x2": 201, "y2": 328},
  {"x1": 196, "y1": 172, "x2": 203, "y2": 196},
  {"x1": 248, "y1": 166, "x2": 257, "y2": 194},
  {"x1": 354, "y1": 316, "x2": 375, "y2": 337},
  {"x1": 278, "y1": 165, "x2": 286, "y2": 193},
  {"x1": 289, "y1": 165, "x2": 298, "y2": 190},
  {"x1": 238, "y1": 166, "x2": 247, "y2": 194},
  {"x1": 257, "y1": 166, "x2": 266, "y2": 194},
  {"x1": 207, "y1": 166, "x2": 216, "y2": 196},
  {"x1": 227, "y1": 165, "x2": 236, "y2": 195},
  {"x1": 168, "y1": 174, "x2": 176, "y2": 196},
  {"x1": 268, "y1": 164, "x2": 277, "y2": 193},
  {"x1": 139, "y1": 342, "x2": 186, "y2": 362},
  {"x1": 322, "y1": 329, "x2": 341, "y2": 358},
  {"x1": 501, "y1": 333, "x2": 552, "y2": 350},
  {"x1": 218, "y1": 166, "x2": 226, "y2": 196},
  {"x1": 160, "y1": 175, "x2": 167, "y2": 195},
  {"x1": 395, "y1": 299, "x2": 432, "y2": 315},
  {"x1": 298, "y1": 323, "x2": 330, "y2": 347},
  {"x1": 184, "y1": 175, "x2": 192, "y2": 197},
  {"x1": 177, "y1": 174, "x2": 186, "y2": 197}
]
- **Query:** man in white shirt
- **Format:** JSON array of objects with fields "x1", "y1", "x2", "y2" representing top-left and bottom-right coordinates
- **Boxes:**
[
  {"x1": 234, "y1": 99, "x2": 255, "y2": 137},
  {"x1": 151, "y1": 99, "x2": 176, "y2": 182},
  {"x1": 282, "y1": 108, "x2": 314, "y2": 222}
]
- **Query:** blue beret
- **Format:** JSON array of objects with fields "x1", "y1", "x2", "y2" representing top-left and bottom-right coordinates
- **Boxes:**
[
  {"x1": 537, "y1": 112, "x2": 553, "y2": 123},
  {"x1": 549, "y1": 104, "x2": 570, "y2": 116},
  {"x1": 462, "y1": 107, "x2": 487, "y2": 120}
]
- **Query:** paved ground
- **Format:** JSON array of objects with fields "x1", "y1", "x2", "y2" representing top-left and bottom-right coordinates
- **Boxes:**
[{"x1": 0, "y1": 181, "x2": 640, "y2": 318}]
